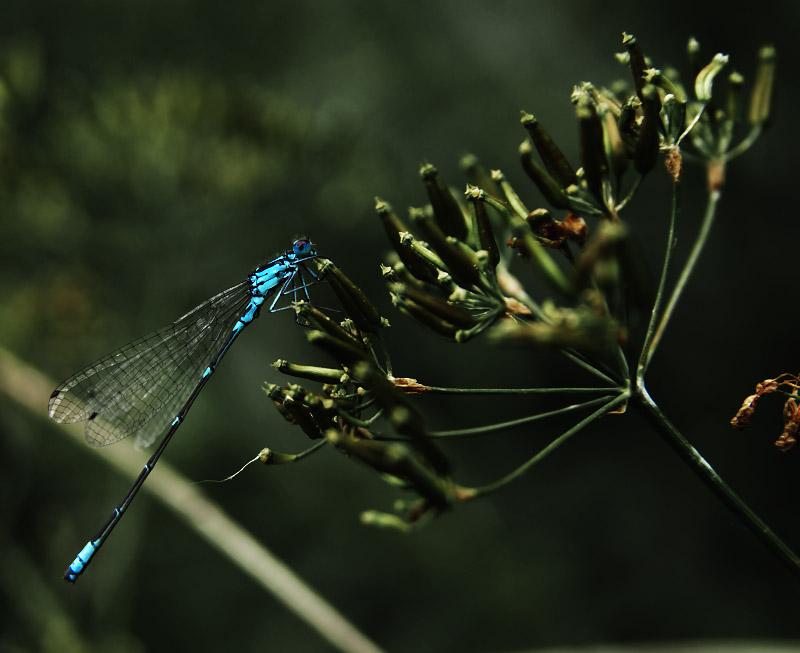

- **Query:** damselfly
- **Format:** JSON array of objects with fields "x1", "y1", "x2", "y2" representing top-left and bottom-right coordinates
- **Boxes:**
[{"x1": 50, "y1": 239, "x2": 319, "y2": 583}]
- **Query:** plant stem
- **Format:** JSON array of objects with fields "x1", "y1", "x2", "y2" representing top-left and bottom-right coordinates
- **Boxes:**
[
  {"x1": 428, "y1": 395, "x2": 618, "y2": 438},
  {"x1": 634, "y1": 385, "x2": 800, "y2": 580},
  {"x1": 725, "y1": 125, "x2": 763, "y2": 161},
  {"x1": 637, "y1": 180, "x2": 680, "y2": 379},
  {"x1": 644, "y1": 185, "x2": 721, "y2": 369},
  {"x1": 421, "y1": 386, "x2": 620, "y2": 395},
  {"x1": 472, "y1": 391, "x2": 630, "y2": 496},
  {"x1": 562, "y1": 349, "x2": 620, "y2": 385}
]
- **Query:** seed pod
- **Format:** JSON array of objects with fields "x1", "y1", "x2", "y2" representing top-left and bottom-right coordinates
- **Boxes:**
[
  {"x1": 392, "y1": 294, "x2": 460, "y2": 340},
  {"x1": 391, "y1": 282, "x2": 476, "y2": 329},
  {"x1": 491, "y1": 168, "x2": 530, "y2": 219},
  {"x1": 520, "y1": 112, "x2": 577, "y2": 188},
  {"x1": 307, "y1": 329, "x2": 369, "y2": 368},
  {"x1": 519, "y1": 140, "x2": 571, "y2": 209},
  {"x1": 661, "y1": 94, "x2": 686, "y2": 144},
  {"x1": 420, "y1": 163, "x2": 468, "y2": 241},
  {"x1": 623, "y1": 33, "x2": 650, "y2": 102},
  {"x1": 577, "y1": 97, "x2": 606, "y2": 204},
  {"x1": 375, "y1": 197, "x2": 439, "y2": 283},
  {"x1": 282, "y1": 397, "x2": 326, "y2": 440},
  {"x1": 316, "y1": 258, "x2": 384, "y2": 333},
  {"x1": 695, "y1": 53, "x2": 729, "y2": 102},
  {"x1": 618, "y1": 96, "x2": 641, "y2": 145},
  {"x1": 634, "y1": 84, "x2": 661, "y2": 175},
  {"x1": 326, "y1": 430, "x2": 452, "y2": 508},
  {"x1": 726, "y1": 71, "x2": 744, "y2": 124},
  {"x1": 410, "y1": 210, "x2": 482, "y2": 289},
  {"x1": 465, "y1": 185, "x2": 500, "y2": 269},
  {"x1": 687, "y1": 37, "x2": 703, "y2": 81},
  {"x1": 294, "y1": 302, "x2": 362, "y2": 347},
  {"x1": 352, "y1": 361, "x2": 449, "y2": 475},
  {"x1": 272, "y1": 359, "x2": 346, "y2": 383},
  {"x1": 600, "y1": 105, "x2": 628, "y2": 182},
  {"x1": 748, "y1": 45, "x2": 776, "y2": 127},
  {"x1": 460, "y1": 153, "x2": 502, "y2": 198}
]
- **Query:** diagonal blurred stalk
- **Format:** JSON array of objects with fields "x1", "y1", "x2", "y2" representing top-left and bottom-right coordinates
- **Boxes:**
[{"x1": 0, "y1": 347, "x2": 386, "y2": 653}]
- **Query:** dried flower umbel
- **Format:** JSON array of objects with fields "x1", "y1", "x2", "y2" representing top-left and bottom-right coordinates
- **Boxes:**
[
  {"x1": 732, "y1": 373, "x2": 800, "y2": 452},
  {"x1": 258, "y1": 35, "x2": 798, "y2": 578}
]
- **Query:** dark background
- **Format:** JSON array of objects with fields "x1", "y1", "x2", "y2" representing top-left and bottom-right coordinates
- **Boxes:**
[{"x1": 1, "y1": 1, "x2": 799, "y2": 651}]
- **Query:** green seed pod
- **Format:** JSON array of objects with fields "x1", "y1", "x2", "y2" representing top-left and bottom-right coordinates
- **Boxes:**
[
  {"x1": 726, "y1": 71, "x2": 744, "y2": 124},
  {"x1": 280, "y1": 396, "x2": 325, "y2": 440},
  {"x1": 622, "y1": 33, "x2": 650, "y2": 102},
  {"x1": 465, "y1": 185, "x2": 500, "y2": 270},
  {"x1": 491, "y1": 168, "x2": 530, "y2": 219},
  {"x1": 326, "y1": 430, "x2": 452, "y2": 509},
  {"x1": 392, "y1": 294, "x2": 460, "y2": 340},
  {"x1": 272, "y1": 360, "x2": 347, "y2": 383},
  {"x1": 316, "y1": 258, "x2": 384, "y2": 333},
  {"x1": 519, "y1": 140, "x2": 572, "y2": 209},
  {"x1": 661, "y1": 94, "x2": 686, "y2": 144},
  {"x1": 748, "y1": 45, "x2": 776, "y2": 127},
  {"x1": 409, "y1": 210, "x2": 482, "y2": 289},
  {"x1": 460, "y1": 153, "x2": 502, "y2": 198},
  {"x1": 695, "y1": 52, "x2": 729, "y2": 102},
  {"x1": 307, "y1": 329, "x2": 370, "y2": 367},
  {"x1": 634, "y1": 84, "x2": 661, "y2": 175},
  {"x1": 687, "y1": 37, "x2": 703, "y2": 81},
  {"x1": 600, "y1": 105, "x2": 628, "y2": 183},
  {"x1": 375, "y1": 197, "x2": 439, "y2": 283},
  {"x1": 391, "y1": 282, "x2": 476, "y2": 329},
  {"x1": 420, "y1": 163, "x2": 468, "y2": 241},
  {"x1": 618, "y1": 96, "x2": 641, "y2": 141},
  {"x1": 520, "y1": 112, "x2": 577, "y2": 188},
  {"x1": 576, "y1": 97, "x2": 606, "y2": 204},
  {"x1": 294, "y1": 301, "x2": 362, "y2": 346},
  {"x1": 352, "y1": 361, "x2": 449, "y2": 474}
]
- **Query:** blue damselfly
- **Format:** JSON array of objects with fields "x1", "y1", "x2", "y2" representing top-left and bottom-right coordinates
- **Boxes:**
[{"x1": 50, "y1": 239, "x2": 319, "y2": 583}]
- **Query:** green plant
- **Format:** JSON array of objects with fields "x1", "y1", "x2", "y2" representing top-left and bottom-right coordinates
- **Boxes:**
[{"x1": 261, "y1": 35, "x2": 796, "y2": 575}]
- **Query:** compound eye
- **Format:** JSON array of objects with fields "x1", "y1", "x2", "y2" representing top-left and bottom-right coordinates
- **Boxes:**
[{"x1": 293, "y1": 239, "x2": 314, "y2": 255}]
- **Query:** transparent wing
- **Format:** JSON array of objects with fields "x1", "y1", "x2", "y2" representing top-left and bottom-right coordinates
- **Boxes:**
[{"x1": 49, "y1": 281, "x2": 253, "y2": 447}]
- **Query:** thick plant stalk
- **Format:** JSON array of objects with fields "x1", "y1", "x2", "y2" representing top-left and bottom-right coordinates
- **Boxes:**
[{"x1": 633, "y1": 385, "x2": 800, "y2": 580}]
